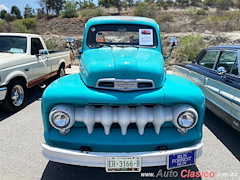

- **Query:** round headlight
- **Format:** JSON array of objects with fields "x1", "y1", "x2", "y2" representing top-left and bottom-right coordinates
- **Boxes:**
[
  {"x1": 51, "y1": 111, "x2": 70, "y2": 128},
  {"x1": 177, "y1": 111, "x2": 196, "y2": 128}
]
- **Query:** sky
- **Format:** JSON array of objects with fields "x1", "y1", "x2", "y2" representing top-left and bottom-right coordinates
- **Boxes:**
[
  {"x1": 0, "y1": 0, "x2": 41, "y2": 13},
  {"x1": 0, "y1": 0, "x2": 99, "y2": 14}
]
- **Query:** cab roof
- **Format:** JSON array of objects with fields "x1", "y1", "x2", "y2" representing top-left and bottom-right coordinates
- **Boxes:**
[{"x1": 85, "y1": 16, "x2": 159, "y2": 29}]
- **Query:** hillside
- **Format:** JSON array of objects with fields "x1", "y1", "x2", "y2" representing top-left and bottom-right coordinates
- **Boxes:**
[
  {"x1": 32, "y1": 7, "x2": 240, "y2": 50},
  {"x1": 2, "y1": 6, "x2": 240, "y2": 54}
]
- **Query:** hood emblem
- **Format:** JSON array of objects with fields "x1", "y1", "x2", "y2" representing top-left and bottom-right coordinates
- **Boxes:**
[
  {"x1": 96, "y1": 78, "x2": 155, "y2": 91},
  {"x1": 118, "y1": 82, "x2": 135, "y2": 89}
]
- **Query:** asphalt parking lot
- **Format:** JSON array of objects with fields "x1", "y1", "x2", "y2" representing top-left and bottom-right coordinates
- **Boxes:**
[{"x1": 0, "y1": 66, "x2": 239, "y2": 180}]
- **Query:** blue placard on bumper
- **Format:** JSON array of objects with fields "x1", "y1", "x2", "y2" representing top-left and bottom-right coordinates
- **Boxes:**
[{"x1": 167, "y1": 150, "x2": 196, "y2": 170}]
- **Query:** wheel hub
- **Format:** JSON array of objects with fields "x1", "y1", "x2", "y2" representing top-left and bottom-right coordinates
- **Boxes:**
[{"x1": 11, "y1": 85, "x2": 24, "y2": 106}]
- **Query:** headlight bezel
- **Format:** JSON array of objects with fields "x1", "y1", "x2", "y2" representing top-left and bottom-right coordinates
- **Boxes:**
[
  {"x1": 177, "y1": 111, "x2": 197, "y2": 129},
  {"x1": 172, "y1": 104, "x2": 198, "y2": 132},
  {"x1": 51, "y1": 111, "x2": 70, "y2": 129},
  {"x1": 49, "y1": 104, "x2": 75, "y2": 131}
]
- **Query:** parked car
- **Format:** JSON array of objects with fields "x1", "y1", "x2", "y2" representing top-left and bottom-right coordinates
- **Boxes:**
[
  {"x1": 173, "y1": 45, "x2": 240, "y2": 132},
  {"x1": 0, "y1": 33, "x2": 71, "y2": 111},
  {"x1": 41, "y1": 16, "x2": 205, "y2": 172}
]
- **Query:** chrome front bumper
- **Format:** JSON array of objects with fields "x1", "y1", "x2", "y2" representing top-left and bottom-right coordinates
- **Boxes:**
[
  {"x1": 0, "y1": 87, "x2": 7, "y2": 101},
  {"x1": 42, "y1": 142, "x2": 203, "y2": 168}
]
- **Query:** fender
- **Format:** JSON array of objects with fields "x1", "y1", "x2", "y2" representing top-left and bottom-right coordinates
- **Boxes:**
[{"x1": 2, "y1": 70, "x2": 27, "y2": 86}]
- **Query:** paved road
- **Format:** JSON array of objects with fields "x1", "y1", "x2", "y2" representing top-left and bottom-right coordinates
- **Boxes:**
[{"x1": 0, "y1": 68, "x2": 239, "y2": 180}]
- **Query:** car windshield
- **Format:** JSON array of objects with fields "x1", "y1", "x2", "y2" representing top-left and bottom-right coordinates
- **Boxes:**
[
  {"x1": 0, "y1": 36, "x2": 27, "y2": 53},
  {"x1": 87, "y1": 24, "x2": 158, "y2": 48}
]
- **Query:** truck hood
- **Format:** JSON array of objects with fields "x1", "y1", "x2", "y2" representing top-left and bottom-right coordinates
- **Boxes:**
[
  {"x1": 0, "y1": 53, "x2": 28, "y2": 67},
  {"x1": 80, "y1": 47, "x2": 165, "y2": 90}
]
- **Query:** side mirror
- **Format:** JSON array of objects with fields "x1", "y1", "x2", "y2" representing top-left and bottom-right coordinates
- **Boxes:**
[
  {"x1": 78, "y1": 49, "x2": 83, "y2": 54},
  {"x1": 76, "y1": 49, "x2": 83, "y2": 60},
  {"x1": 36, "y1": 49, "x2": 48, "y2": 56},
  {"x1": 163, "y1": 55, "x2": 169, "y2": 60},
  {"x1": 192, "y1": 60, "x2": 197, "y2": 64},
  {"x1": 217, "y1": 66, "x2": 227, "y2": 78},
  {"x1": 66, "y1": 37, "x2": 75, "y2": 43}
]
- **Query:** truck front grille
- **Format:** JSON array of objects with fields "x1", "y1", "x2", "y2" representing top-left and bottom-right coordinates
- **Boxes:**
[{"x1": 75, "y1": 105, "x2": 173, "y2": 135}]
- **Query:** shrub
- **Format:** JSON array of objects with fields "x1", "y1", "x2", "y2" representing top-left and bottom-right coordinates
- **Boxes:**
[
  {"x1": 12, "y1": 20, "x2": 28, "y2": 33},
  {"x1": 44, "y1": 39, "x2": 56, "y2": 49},
  {"x1": 62, "y1": 0, "x2": 78, "y2": 18},
  {"x1": 80, "y1": 8, "x2": 105, "y2": 20},
  {"x1": 134, "y1": 2, "x2": 155, "y2": 18},
  {"x1": 196, "y1": 9, "x2": 206, "y2": 15},
  {"x1": 174, "y1": 34, "x2": 207, "y2": 62},
  {"x1": 0, "y1": 20, "x2": 7, "y2": 32},
  {"x1": 156, "y1": 13, "x2": 173, "y2": 23},
  {"x1": 22, "y1": 18, "x2": 37, "y2": 30}
]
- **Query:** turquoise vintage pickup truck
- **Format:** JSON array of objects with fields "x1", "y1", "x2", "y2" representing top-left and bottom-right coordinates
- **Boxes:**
[{"x1": 41, "y1": 16, "x2": 205, "y2": 172}]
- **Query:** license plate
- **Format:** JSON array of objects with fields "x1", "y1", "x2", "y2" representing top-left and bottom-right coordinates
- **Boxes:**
[
  {"x1": 106, "y1": 157, "x2": 141, "y2": 172},
  {"x1": 167, "y1": 150, "x2": 196, "y2": 170}
]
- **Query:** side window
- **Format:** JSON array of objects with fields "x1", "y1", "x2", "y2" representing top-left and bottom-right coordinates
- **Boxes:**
[
  {"x1": 198, "y1": 51, "x2": 218, "y2": 69},
  {"x1": 216, "y1": 51, "x2": 237, "y2": 73},
  {"x1": 31, "y1": 38, "x2": 44, "y2": 55}
]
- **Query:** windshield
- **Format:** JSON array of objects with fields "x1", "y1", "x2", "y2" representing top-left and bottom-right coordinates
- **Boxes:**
[
  {"x1": 87, "y1": 24, "x2": 158, "y2": 48},
  {"x1": 0, "y1": 36, "x2": 27, "y2": 53}
]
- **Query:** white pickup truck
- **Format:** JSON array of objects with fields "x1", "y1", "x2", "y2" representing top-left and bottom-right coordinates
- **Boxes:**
[{"x1": 0, "y1": 33, "x2": 71, "y2": 111}]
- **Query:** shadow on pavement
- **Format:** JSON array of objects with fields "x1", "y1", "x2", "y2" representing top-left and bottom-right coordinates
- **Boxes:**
[
  {"x1": 42, "y1": 162, "x2": 202, "y2": 180},
  {"x1": 204, "y1": 108, "x2": 240, "y2": 161},
  {"x1": 0, "y1": 77, "x2": 55, "y2": 122}
]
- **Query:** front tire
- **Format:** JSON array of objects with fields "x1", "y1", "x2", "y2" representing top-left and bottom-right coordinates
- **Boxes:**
[{"x1": 4, "y1": 79, "x2": 27, "y2": 112}]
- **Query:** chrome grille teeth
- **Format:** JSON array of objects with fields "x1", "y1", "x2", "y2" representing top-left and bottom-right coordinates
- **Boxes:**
[
  {"x1": 100, "y1": 106, "x2": 113, "y2": 135},
  {"x1": 75, "y1": 105, "x2": 172, "y2": 135},
  {"x1": 83, "y1": 105, "x2": 95, "y2": 134},
  {"x1": 153, "y1": 105, "x2": 165, "y2": 134},
  {"x1": 118, "y1": 106, "x2": 131, "y2": 135},
  {"x1": 136, "y1": 105, "x2": 149, "y2": 135}
]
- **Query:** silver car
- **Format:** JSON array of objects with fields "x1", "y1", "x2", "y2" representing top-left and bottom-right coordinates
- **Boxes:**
[{"x1": 173, "y1": 45, "x2": 240, "y2": 132}]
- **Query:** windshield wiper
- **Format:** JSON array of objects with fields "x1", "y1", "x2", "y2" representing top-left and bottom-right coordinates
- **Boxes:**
[
  {"x1": 114, "y1": 45, "x2": 139, "y2": 48},
  {"x1": 89, "y1": 44, "x2": 114, "y2": 48},
  {"x1": 99, "y1": 43, "x2": 115, "y2": 48}
]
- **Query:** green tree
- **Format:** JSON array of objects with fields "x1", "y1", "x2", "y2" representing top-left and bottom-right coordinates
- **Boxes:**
[
  {"x1": 124, "y1": 0, "x2": 134, "y2": 6},
  {"x1": 38, "y1": 0, "x2": 49, "y2": 16},
  {"x1": 215, "y1": 0, "x2": 233, "y2": 10},
  {"x1": 62, "y1": 0, "x2": 78, "y2": 18},
  {"x1": 47, "y1": 0, "x2": 65, "y2": 16},
  {"x1": 23, "y1": 4, "x2": 35, "y2": 18},
  {"x1": 176, "y1": 0, "x2": 189, "y2": 6},
  {"x1": 36, "y1": 8, "x2": 45, "y2": 19},
  {"x1": 99, "y1": 0, "x2": 122, "y2": 13},
  {"x1": 11, "y1": 6, "x2": 23, "y2": 19},
  {"x1": 99, "y1": 0, "x2": 112, "y2": 8},
  {"x1": 190, "y1": 0, "x2": 202, "y2": 6},
  {"x1": 156, "y1": 0, "x2": 165, "y2": 5},
  {"x1": 0, "y1": 9, "x2": 7, "y2": 19},
  {"x1": 134, "y1": 2, "x2": 155, "y2": 18},
  {"x1": 203, "y1": 0, "x2": 216, "y2": 6},
  {"x1": 4, "y1": 13, "x2": 15, "y2": 22},
  {"x1": 78, "y1": 0, "x2": 95, "y2": 9}
]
